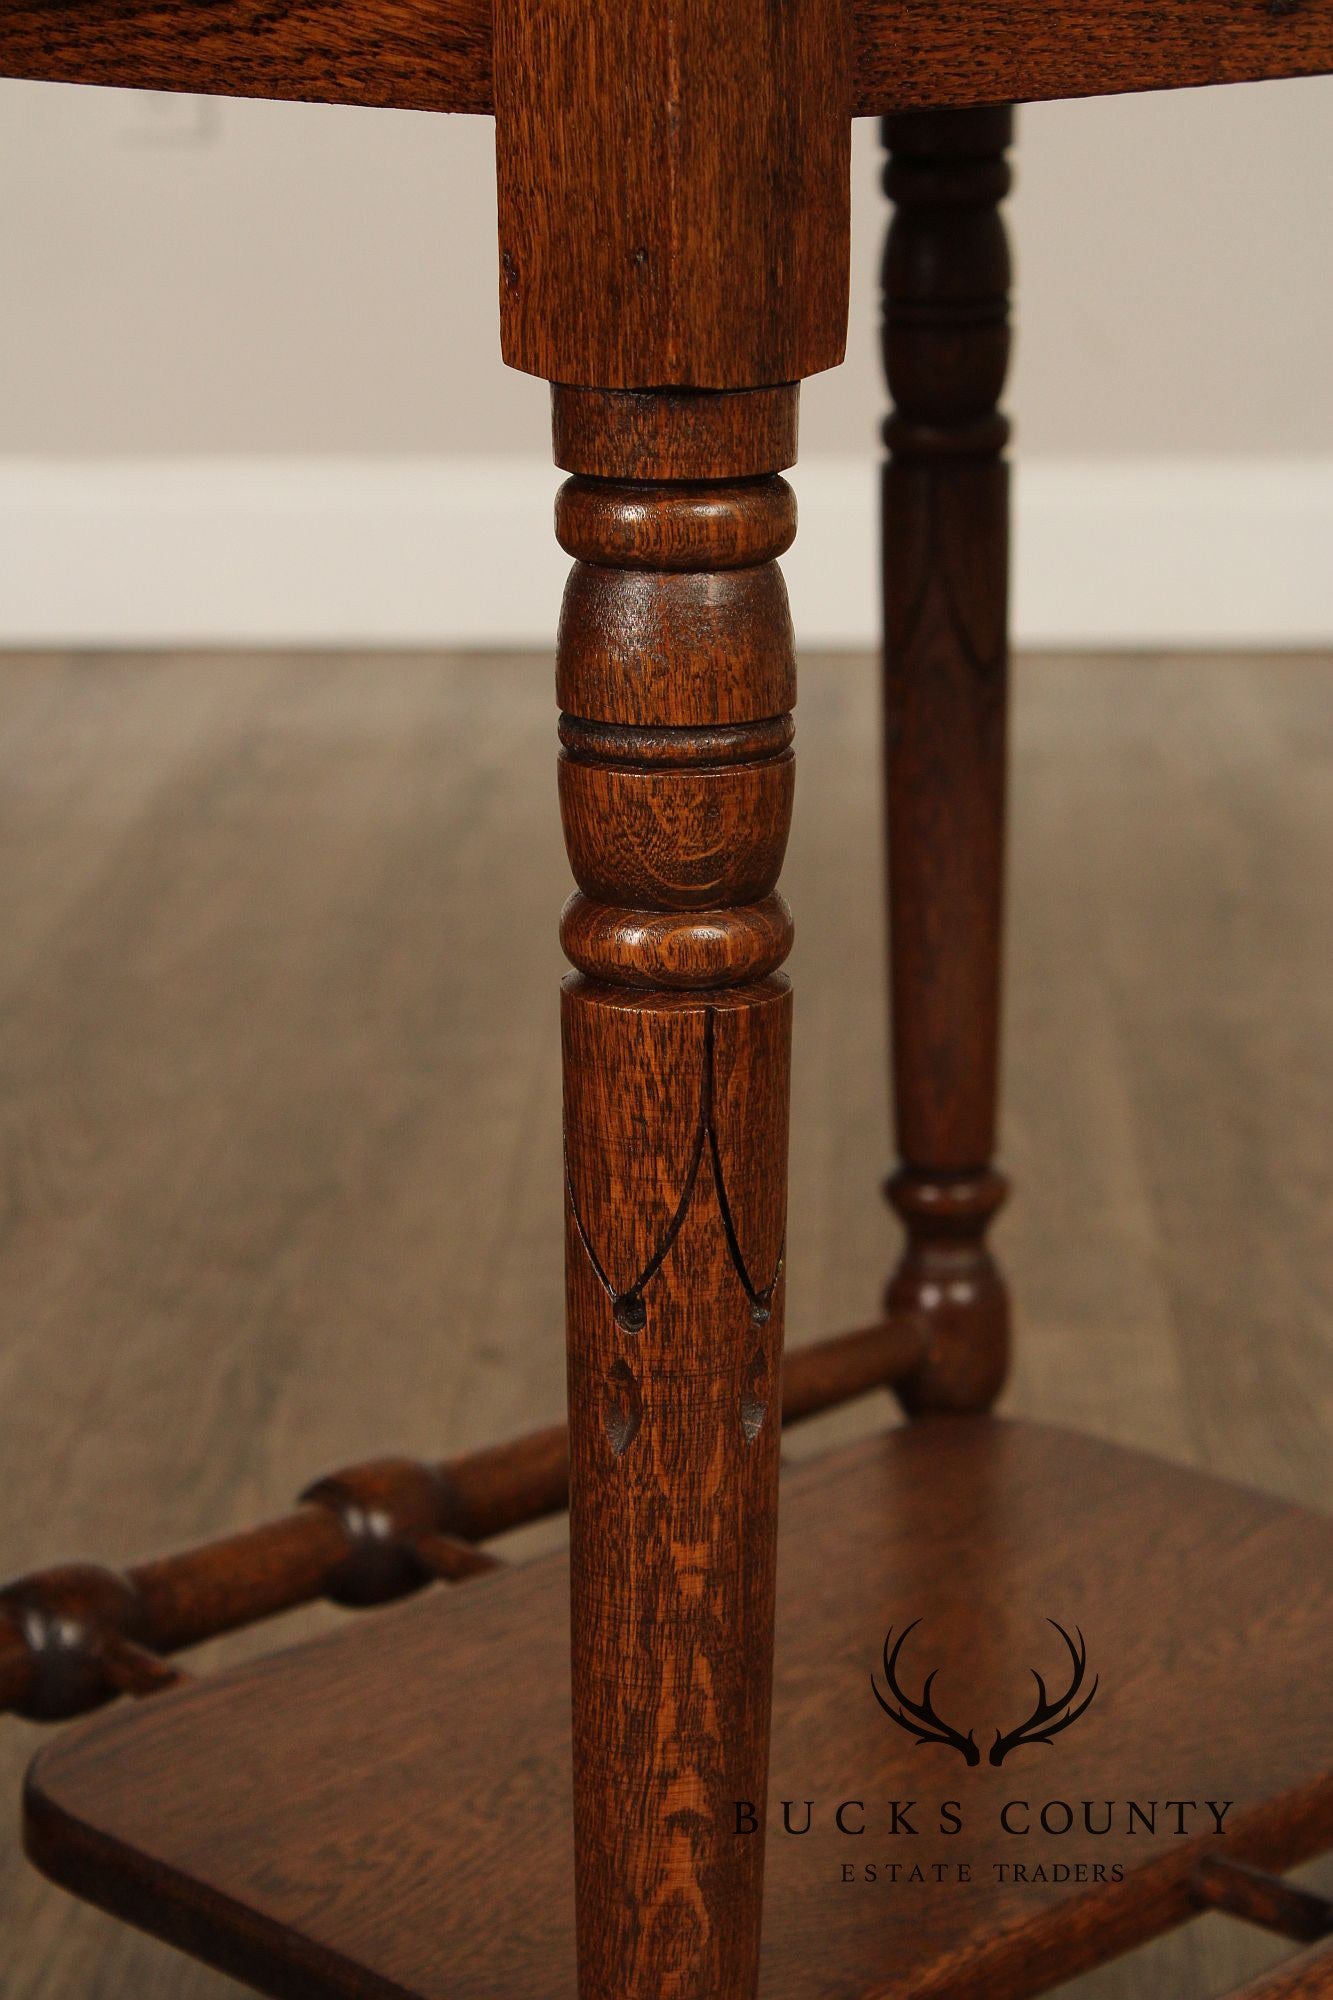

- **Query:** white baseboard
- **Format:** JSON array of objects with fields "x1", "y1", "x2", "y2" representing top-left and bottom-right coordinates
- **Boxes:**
[{"x1": 3, "y1": 455, "x2": 1331, "y2": 650}]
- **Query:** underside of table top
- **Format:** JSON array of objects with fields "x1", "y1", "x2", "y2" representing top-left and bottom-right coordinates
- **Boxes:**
[{"x1": 1, "y1": 0, "x2": 1331, "y2": 120}]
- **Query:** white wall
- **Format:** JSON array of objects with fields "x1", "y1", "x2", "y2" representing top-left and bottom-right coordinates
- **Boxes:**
[{"x1": 2, "y1": 76, "x2": 1332, "y2": 644}]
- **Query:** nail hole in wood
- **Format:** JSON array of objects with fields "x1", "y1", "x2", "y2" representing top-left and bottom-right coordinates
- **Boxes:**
[
  {"x1": 603, "y1": 1358, "x2": 643, "y2": 1457},
  {"x1": 741, "y1": 1345, "x2": 769, "y2": 1444}
]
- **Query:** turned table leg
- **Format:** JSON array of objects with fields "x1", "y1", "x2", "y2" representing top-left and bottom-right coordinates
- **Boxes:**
[
  {"x1": 492, "y1": 0, "x2": 849, "y2": 1986},
  {"x1": 879, "y1": 108, "x2": 1014, "y2": 1414},
  {"x1": 553, "y1": 386, "x2": 797, "y2": 2000}
]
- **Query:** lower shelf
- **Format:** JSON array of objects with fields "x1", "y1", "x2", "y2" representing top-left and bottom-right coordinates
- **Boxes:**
[{"x1": 26, "y1": 1417, "x2": 1333, "y2": 2000}]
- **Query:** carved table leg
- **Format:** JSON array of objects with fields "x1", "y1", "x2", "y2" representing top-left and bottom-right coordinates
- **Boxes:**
[
  {"x1": 554, "y1": 386, "x2": 797, "y2": 2000},
  {"x1": 879, "y1": 108, "x2": 1014, "y2": 1414},
  {"x1": 493, "y1": 0, "x2": 847, "y2": 1977}
]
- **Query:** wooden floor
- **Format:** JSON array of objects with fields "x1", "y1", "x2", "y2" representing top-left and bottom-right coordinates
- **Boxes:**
[{"x1": 1, "y1": 649, "x2": 1330, "y2": 1999}]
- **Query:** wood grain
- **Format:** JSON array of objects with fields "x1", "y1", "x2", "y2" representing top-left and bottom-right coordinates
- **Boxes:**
[
  {"x1": 24, "y1": 1421, "x2": 1333, "y2": 2000},
  {"x1": 1193, "y1": 1855, "x2": 1333, "y2": 1944},
  {"x1": 552, "y1": 389, "x2": 800, "y2": 483},
  {"x1": 2, "y1": 649, "x2": 1331, "y2": 2000},
  {"x1": 849, "y1": 0, "x2": 1333, "y2": 118},
  {"x1": 880, "y1": 109, "x2": 1014, "y2": 1415},
  {"x1": 493, "y1": 0, "x2": 849, "y2": 386},
  {"x1": 553, "y1": 393, "x2": 801, "y2": 2000},
  {"x1": 0, "y1": 0, "x2": 493, "y2": 113},
  {"x1": 0, "y1": 1318, "x2": 923, "y2": 1720},
  {"x1": 2, "y1": 0, "x2": 1331, "y2": 120}
]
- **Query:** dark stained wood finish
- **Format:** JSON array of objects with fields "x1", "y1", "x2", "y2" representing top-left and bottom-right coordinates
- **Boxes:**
[
  {"x1": 3, "y1": 0, "x2": 1332, "y2": 1980},
  {"x1": 1193, "y1": 1856, "x2": 1333, "y2": 1945},
  {"x1": 849, "y1": 0, "x2": 1333, "y2": 119},
  {"x1": 563, "y1": 984, "x2": 788, "y2": 2000},
  {"x1": 0, "y1": 0, "x2": 493, "y2": 113},
  {"x1": 879, "y1": 108, "x2": 1014, "y2": 1418},
  {"x1": 493, "y1": 0, "x2": 849, "y2": 387},
  {"x1": 4, "y1": 649, "x2": 1332, "y2": 2000},
  {"x1": 4, "y1": 0, "x2": 1333, "y2": 123},
  {"x1": 552, "y1": 388, "x2": 801, "y2": 483},
  {"x1": 553, "y1": 389, "x2": 802, "y2": 2000},
  {"x1": 0, "y1": 1317, "x2": 923, "y2": 1723},
  {"x1": 24, "y1": 1421, "x2": 1333, "y2": 2000},
  {"x1": 559, "y1": 894, "x2": 793, "y2": 991},
  {"x1": 0, "y1": 1456, "x2": 525, "y2": 1725}
]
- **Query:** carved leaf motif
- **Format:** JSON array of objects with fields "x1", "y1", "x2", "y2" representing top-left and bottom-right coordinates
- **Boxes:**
[{"x1": 567, "y1": 1006, "x2": 786, "y2": 1333}]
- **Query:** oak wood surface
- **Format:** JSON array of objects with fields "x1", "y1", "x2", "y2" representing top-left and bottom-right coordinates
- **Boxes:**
[
  {"x1": 552, "y1": 389, "x2": 801, "y2": 484},
  {"x1": 552, "y1": 392, "x2": 803, "y2": 2000},
  {"x1": 2, "y1": 649, "x2": 1331, "y2": 2000},
  {"x1": 494, "y1": 0, "x2": 849, "y2": 387},
  {"x1": 2, "y1": 0, "x2": 1331, "y2": 119},
  {"x1": 25, "y1": 1419, "x2": 1333, "y2": 2000},
  {"x1": 0, "y1": 0, "x2": 494, "y2": 113},
  {"x1": 880, "y1": 107, "x2": 1013, "y2": 1418},
  {"x1": 849, "y1": 0, "x2": 1333, "y2": 119},
  {"x1": 0, "y1": 1318, "x2": 924, "y2": 1723},
  {"x1": 1193, "y1": 1856, "x2": 1333, "y2": 1945}
]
